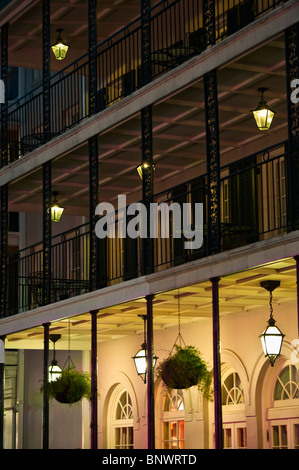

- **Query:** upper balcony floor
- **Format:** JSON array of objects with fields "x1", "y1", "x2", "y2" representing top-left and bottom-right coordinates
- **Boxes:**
[
  {"x1": 0, "y1": 0, "x2": 296, "y2": 173},
  {"x1": 5, "y1": 137, "x2": 299, "y2": 317}
]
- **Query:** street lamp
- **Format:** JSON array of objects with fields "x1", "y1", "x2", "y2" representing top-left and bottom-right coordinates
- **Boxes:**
[
  {"x1": 259, "y1": 280, "x2": 284, "y2": 366},
  {"x1": 251, "y1": 87, "x2": 275, "y2": 130},
  {"x1": 51, "y1": 191, "x2": 64, "y2": 222},
  {"x1": 52, "y1": 29, "x2": 69, "y2": 61},
  {"x1": 132, "y1": 315, "x2": 157, "y2": 383},
  {"x1": 49, "y1": 334, "x2": 62, "y2": 382}
]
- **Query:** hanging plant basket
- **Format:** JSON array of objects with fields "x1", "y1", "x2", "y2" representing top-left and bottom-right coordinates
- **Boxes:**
[
  {"x1": 42, "y1": 320, "x2": 91, "y2": 404},
  {"x1": 156, "y1": 290, "x2": 212, "y2": 399},
  {"x1": 156, "y1": 344, "x2": 212, "y2": 399},
  {"x1": 43, "y1": 367, "x2": 91, "y2": 404}
]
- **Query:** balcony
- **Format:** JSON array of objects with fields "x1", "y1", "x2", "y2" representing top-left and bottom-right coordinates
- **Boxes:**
[
  {"x1": 2, "y1": 0, "x2": 289, "y2": 165},
  {"x1": 6, "y1": 140, "x2": 294, "y2": 316}
]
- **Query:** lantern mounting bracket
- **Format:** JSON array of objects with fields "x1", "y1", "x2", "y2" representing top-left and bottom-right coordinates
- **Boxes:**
[
  {"x1": 260, "y1": 280, "x2": 280, "y2": 292},
  {"x1": 49, "y1": 334, "x2": 61, "y2": 343}
]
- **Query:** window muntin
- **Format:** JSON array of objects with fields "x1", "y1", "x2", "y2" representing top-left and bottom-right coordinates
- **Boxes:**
[
  {"x1": 116, "y1": 391, "x2": 133, "y2": 420},
  {"x1": 274, "y1": 365, "x2": 299, "y2": 401},
  {"x1": 223, "y1": 424, "x2": 247, "y2": 449},
  {"x1": 272, "y1": 424, "x2": 288, "y2": 449},
  {"x1": 222, "y1": 372, "x2": 244, "y2": 405}
]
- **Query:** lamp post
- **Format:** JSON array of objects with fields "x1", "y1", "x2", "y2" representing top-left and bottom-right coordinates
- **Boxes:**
[
  {"x1": 259, "y1": 280, "x2": 284, "y2": 366},
  {"x1": 251, "y1": 87, "x2": 275, "y2": 130},
  {"x1": 51, "y1": 29, "x2": 69, "y2": 60}
]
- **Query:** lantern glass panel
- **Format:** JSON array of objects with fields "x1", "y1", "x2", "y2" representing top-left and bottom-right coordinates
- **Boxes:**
[
  {"x1": 134, "y1": 349, "x2": 147, "y2": 375},
  {"x1": 52, "y1": 43, "x2": 69, "y2": 60},
  {"x1": 48, "y1": 364, "x2": 62, "y2": 382},
  {"x1": 261, "y1": 325, "x2": 283, "y2": 356},
  {"x1": 51, "y1": 204, "x2": 64, "y2": 222}
]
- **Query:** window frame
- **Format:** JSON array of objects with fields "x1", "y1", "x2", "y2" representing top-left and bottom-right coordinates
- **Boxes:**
[
  {"x1": 107, "y1": 385, "x2": 134, "y2": 450},
  {"x1": 161, "y1": 389, "x2": 185, "y2": 450}
]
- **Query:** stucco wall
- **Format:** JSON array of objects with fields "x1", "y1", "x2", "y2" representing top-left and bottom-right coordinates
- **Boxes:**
[
  {"x1": 23, "y1": 349, "x2": 84, "y2": 449},
  {"x1": 97, "y1": 299, "x2": 297, "y2": 449}
]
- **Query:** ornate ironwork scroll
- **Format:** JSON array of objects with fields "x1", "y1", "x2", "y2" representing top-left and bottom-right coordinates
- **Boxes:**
[
  {"x1": 141, "y1": 0, "x2": 151, "y2": 86},
  {"x1": 141, "y1": 105, "x2": 154, "y2": 275},
  {"x1": 285, "y1": 24, "x2": 299, "y2": 230},
  {"x1": 1, "y1": 23, "x2": 8, "y2": 168},
  {"x1": 0, "y1": 185, "x2": 8, "y2": 318},
  {"x1": 89, "y1": 136, "x2": 99, "y2": 291},
  {"x1": 203, "y1": 0, "x2": 216, "y2": 48},
  {"x1": 42, "y1": 0, "x2": 51, "y2": 143},
  {"x1": 42, "y1": 162, "x2": 52, "y2": 305},
  {"x1": 204, "y1": 70, "x2": 220, "y2": 254},
  {"x1": 88, "y1": 0, "x2": 97, "y2": 116}
]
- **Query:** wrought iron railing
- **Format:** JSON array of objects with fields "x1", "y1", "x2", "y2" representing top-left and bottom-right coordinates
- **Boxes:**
[
  {"x1": 6, "y1": 140, "x2": 292, "y2": 316},
  {"x1": 5, "y1": 0, "x2": 288, "y2": 164}
]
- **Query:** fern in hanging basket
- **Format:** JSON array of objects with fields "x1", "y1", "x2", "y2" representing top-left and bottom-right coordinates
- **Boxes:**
[
  {"x1": 43, "y1": 367, "x2": 91, "y2": 404},
  {"x1": 156, "y1": 345, "x2": 213, "y2": 400}
]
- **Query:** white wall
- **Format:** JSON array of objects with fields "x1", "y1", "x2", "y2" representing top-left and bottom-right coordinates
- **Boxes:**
[{"x1": 23, "y1": 349, "x2": 84, "y2": 449}]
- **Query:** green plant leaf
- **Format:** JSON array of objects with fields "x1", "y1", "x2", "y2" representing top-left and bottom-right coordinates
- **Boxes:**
[
  {"x1": 156, "y1": 345, "x2": 213, "y2": 400},
  {"x1": 42, "y1": 367, "x2": 91, "y2": 404}
]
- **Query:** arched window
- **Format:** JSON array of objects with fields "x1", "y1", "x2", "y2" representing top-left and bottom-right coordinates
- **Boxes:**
[
  {"x1": 221, "y1": 371, "x2": 246, "y2": 449},
  {"x1": 274, "y1": 365, "x2": 299, "y2": 401},
  {"x1": 108, "y1": 385, "x2": 134, "y2": 449},
  {"x1": 222, "y1": 371, "x2": 244, "y2": 405},
  {"x1": 162, "y1": 389, "x2": 185, "y2": 449}
]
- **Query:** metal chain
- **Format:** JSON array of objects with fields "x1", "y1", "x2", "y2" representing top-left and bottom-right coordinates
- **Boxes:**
[
  {"x1": 178, "y1": 289, "x2": 181, "y2": 336},
  {"x1": 269, "y1": 291, "x2": 273, "y2": 318}
]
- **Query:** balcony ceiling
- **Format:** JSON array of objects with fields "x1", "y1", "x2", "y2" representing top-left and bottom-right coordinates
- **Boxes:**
[
  {"x1": 8, "y1": 33, "x2": 288, "y2": 216},
  {"x1": 1, "y1": 0, "x2": 143, "y2": 70},
  {"x1": 5, "y1": 257, "x2": 296, "y2": 350}
]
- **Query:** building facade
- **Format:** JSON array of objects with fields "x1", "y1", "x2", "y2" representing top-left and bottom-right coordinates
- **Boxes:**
[{"x1": 0, "y1": 0, "x2": 298, "y2": 450}]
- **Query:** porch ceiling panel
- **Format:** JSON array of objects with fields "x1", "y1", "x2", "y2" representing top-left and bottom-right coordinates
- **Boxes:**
[
  {"x1": 5, "y1": 257, "x2": 296, "y2": 350},
  {"x1": 2, "y1": 0, "x2": 143, "y2": 70}
]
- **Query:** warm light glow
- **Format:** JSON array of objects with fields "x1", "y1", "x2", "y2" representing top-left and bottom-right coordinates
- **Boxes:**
[
  {"x1": 52, "y1": 29, "x2": 69, "y2": 60},
  {"x1": 252, "y1": 106, "x2": 275, "y2": 130},
  {"x1": 260, "y1": 320, "x2": 284, "y2": 366},
  {"x1": 137, "y1": 162, "x2": 155, "y2": 179},
  {"x1": 251, "y1": 88, "x2": 275, "y2": 130},
  {"x1": 48, "y1": 363, "x2": 62, "y2": 382},
  {"x1": 51, "y1": 203, "x2": 64, "y2": 222},
  {"x1": 132, "y1": 344, "x2": 157, "y2": 381},
  {"x1": 134, "y1": 348, "x2": 147, "y2": 375},
  {"x1": 51, "y1": 192, "x2": 64, "y2": 222},
  {"x1": 52, "y1": 42, "x2": 69, "y2": 60}
]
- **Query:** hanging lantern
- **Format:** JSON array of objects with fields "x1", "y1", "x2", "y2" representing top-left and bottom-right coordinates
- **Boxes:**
[
  {"x1": 251, "y1": 87, "x2": 275, "y2": 130},
  {"x1": 51, "y1": 191, "x2": 64, "y2": 222},
  {"x1": 137, "y1": 162, "x2": 155, "y2": 179},
  {"x1": 48, "y1": 334, "x2": 62, "y2": 382},
  {"x1": 259, "y1": 281, "x2": 284, "y2": 366},
  {"x1": 132, "y1": 315, "x2": 157, "y2": 383},
  {"x1": 52, "y1": 29, "x2": 69, "y2": 61}
]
